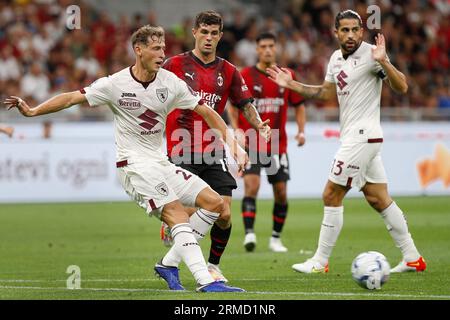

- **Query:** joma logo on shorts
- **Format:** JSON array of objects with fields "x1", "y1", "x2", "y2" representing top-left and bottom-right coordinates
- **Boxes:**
[{"x1": 347, "y1": 164, "x2": 360, "y2": 170}]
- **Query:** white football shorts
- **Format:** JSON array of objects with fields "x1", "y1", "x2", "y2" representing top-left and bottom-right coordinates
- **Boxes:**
[
  {"x1": 328, "y1": 142, "x2": 388, "y2": 190},
  {"x1": 117, "y1": 159, "x2": 209, "y2": 218}
]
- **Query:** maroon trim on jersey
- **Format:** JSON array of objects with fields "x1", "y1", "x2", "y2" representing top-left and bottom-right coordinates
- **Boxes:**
[
  {"x1": 368, "y1": 138, "x2": 383, "y2": 143},
  {"x1": 79, "y1": 88, "x2": 86, "y2": 94},
  {"x1": 116, "y1": 160, "x2": 128, "y2": 168},
  {"x1": 129, "y1": 65, "x2": 156, "y2": 89},
  {"x1": 188, "y1": 51, "x2": 219, "y2": 68},
  {"x1": 148, "y1": 199, "x2": 157, "y2": 210},
  {"x1": 346, "y1": 177, "x2": 353, "y2": 187}
]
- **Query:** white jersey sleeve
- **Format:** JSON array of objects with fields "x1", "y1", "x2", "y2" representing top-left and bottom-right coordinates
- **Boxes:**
[
  {"x1": 172, "y1": 78, "x2": 200, "y2": 111},
  {"x1": 325, "y1": 56, "x2": 337, "y2": 83},
  {"x1": 83, "y1": 77, "x2": 112, "y2": 107}
]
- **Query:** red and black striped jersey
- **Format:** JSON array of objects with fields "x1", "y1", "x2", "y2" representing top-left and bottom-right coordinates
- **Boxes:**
[
  {"x1": 164, "y1": 51, "x2": 252, "y2": 155},
  {"x1": 238, "y1": 66, "x2": 304, "y2": 154}
]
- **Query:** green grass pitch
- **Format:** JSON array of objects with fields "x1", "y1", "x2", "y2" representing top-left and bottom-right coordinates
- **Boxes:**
[{"x1": 0, "y1": 196, "x2": 449, "y2": 300}]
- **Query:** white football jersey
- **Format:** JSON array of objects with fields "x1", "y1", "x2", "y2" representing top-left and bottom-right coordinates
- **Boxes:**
[
  {"x1": 325, "y1": 41, "x2": 388, "y2": 143},
  {"x1": 83, "y1": 67, "x2": 200, "y2": 163}
]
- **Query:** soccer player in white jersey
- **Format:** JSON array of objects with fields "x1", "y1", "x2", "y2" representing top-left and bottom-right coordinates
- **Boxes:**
[
  {"x1": 267, "y1": 10, "x2": 426, "y2": 273},
  {"x1": 4, "y1": 25, "x2": 248, "y2": 292}
]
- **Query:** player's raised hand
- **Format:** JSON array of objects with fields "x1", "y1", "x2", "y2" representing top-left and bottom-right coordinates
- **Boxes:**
[
  {"x1": 4, "y1": 96, "x2": 34, "y2": 117},
  {"x1": 266, "y1": 66, "x2": 293, "y2": 88},
  {"x1": 372, "y1": 33, "x2": 387, "y2": 62},
  {"x1": 258, "y1": 119, "x2": 271, "y2": 142}
]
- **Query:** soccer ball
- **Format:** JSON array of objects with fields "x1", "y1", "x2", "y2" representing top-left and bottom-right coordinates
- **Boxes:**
[{"x1": 351, "y1": 251, "x2": 390, "y2": 290}]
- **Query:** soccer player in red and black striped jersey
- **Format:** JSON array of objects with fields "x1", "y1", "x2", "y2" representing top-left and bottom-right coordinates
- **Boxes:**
[
  {"x1": 162, "y1": 11, "x2": 271, "y2": 282},
  {"x1": 228, "y1": 32, "x2": 306, "y2": 253}
]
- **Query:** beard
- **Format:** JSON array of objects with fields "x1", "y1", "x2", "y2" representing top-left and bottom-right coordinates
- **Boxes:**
[{"x1": 341, "y1": 40, "x2": 361, "y2": 55}]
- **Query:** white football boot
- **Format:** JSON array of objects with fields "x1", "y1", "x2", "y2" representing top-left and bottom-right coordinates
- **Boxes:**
[
  {"x1": 390, "y1": 256, "x2": 426, "y2": 273},
  {"x1": 207, "y1": 263, "x2": 228, "y2": 283},
  {"x1": 269, "y1": 237, "x2": 288, "y2": 252},
  {"x1": 292, "y1": 258, "x2": 329, "y2": 273},
  {"x1": 243, "y1": 232, "x2": 257, "y2": 252}
]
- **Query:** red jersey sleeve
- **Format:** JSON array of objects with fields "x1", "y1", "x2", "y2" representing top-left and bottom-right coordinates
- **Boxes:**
[{"x1": 229, "y1": 67, "x2": 253, "y2": 109}]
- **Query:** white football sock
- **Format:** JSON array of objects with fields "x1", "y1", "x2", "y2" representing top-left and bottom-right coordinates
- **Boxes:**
[
  {"x1": 162, "y1": 223, "x2": 213, "y2": 286},
  {"x1": 380, "y1": 202, "x2": 420, "y2": 262},
  {"x1": 313, "y1": 206, "x2": 344, "y2": 265},
  {"x1": 190, "y1": 209, "x2": 220, "y2": 240},
  {"x1": 161, "y1": 209, "x2": 219, "y2": 267}
]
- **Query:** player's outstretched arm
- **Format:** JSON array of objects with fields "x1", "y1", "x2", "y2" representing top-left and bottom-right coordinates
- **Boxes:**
[
  {"x1": 4, "y1": 91, "x2": 87, "y2": 117},
  {"x1": 194, "y1": 103, "x2": 249, "y2": 173},
  {"x1": 372, "y1": 33, "x2": 408, "y2": 94},
  {"x1": 266, "y1": 66, "x2": 336, "y2": 101}
]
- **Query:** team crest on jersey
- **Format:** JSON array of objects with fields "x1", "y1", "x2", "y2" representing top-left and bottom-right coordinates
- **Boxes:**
[
  {"x1": 156, "y1": 88, "x2": 168, "y2": 103},
  {"x1": 155, "y1": 182, "x2": 169, "y2": 196},
  {"x1": 217, "y1": 74, "x2": 224, "y2": 87}
]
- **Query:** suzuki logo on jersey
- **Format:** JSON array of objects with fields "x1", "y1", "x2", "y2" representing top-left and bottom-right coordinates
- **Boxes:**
[
  {"x1": 337, "y1": 70, "x2": 348, "y2": 90},
  {"x1": 253, "y1": 85, "x2": 262, "y2": 93},
  {"x1": 138, "y1": 109, "x2": 159, "y2": 132},
  {"x1": 156, "y1": 88, "x2": 168, "y2": 103},
  {"x1": 121, "y1": 92, "x2": 136, "y2": 97}
]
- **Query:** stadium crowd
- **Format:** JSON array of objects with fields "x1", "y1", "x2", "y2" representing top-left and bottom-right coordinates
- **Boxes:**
[{"x1": 0, "y1": 0, "x2": 449, "y2": 121}]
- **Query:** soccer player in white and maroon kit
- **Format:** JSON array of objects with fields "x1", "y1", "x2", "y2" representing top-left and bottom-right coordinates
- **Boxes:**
[
  {"x1": 267, "y1": 10, "x2": 426, "y2": 273},
  {"x1": 5, "y1": 25, "x2": 246, "y2": 292},
  {"x1": 228, "y1": 32, "x2": 305, "y2": 253}
]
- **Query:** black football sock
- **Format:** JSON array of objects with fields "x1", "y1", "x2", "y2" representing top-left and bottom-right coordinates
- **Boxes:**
[
  {"x1": 272, "y1": 202, "x2": 288, "y2": 237},
  {"x1": 208, "y1": 223, "x2": 231, "y2": 265},
  {"x1": 242, "y1": 197, "x2": 256, "y2": 234}
]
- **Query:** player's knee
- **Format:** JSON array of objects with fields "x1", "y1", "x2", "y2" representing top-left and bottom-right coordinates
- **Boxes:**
[
  {"x1": 274, "y1": 187, "x2": 287, "y2": 203},
  {"x1": 322, "y1": 188, "x2": 339, "y2": 206},
  {"x1": 220, "y1": 204, "x2": 231, "y2": 221},
  {"x1": 365, "y1": 194, "x2": 392, "y2": 212},
  {"x1": 208, "y1": 196, "x2": 225, "y2": 214}
]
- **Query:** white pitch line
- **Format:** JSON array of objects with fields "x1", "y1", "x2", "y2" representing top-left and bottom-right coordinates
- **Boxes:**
[{"x1": 0, "y1": 285, "x2": 449, "y2": 299}]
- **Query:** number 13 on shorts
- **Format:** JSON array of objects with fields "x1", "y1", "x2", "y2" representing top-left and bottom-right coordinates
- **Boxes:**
[{"x1": 331, "y1": 158, "x2": 344, "y2": 176}]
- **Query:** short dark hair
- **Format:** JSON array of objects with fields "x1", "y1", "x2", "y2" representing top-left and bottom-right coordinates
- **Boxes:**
[
  {"x1": 335, "y1": 10, "x2": 363, "y2": 29},
  {"x1": 256, "y1": 32, "x2": 276, "y2": 43},
  {"x1": 131, "y1": 25, "x2": 164, "y2": 47},
  {"x1": 194, "y1": 10, "x2": 223, "y2": 31}
]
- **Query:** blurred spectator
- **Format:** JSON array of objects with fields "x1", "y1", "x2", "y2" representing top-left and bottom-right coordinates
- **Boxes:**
[
  {"x1": 0, "y1": 0, "x2": 448, "y2": 120},
  {"x1": 20, "y1": 62, "x2": 50, "y2": 102}
]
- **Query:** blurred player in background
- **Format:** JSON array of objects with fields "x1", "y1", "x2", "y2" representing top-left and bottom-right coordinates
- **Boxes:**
[
  {"x1": 228, "y1": 32, "x2": 305, "y2": 253},
  {"x1": 267, "y1": 10, "x2": 426, "y2": 273},
  {"x1": 163, "y1": 10, "x2": 271, "y2": 282},
  {"x1": 5, "y1": 25, "x2": 247, "y2": 292},
  {"x1": 0, "y1": 125, "x2": 14, "y2": 138}
]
